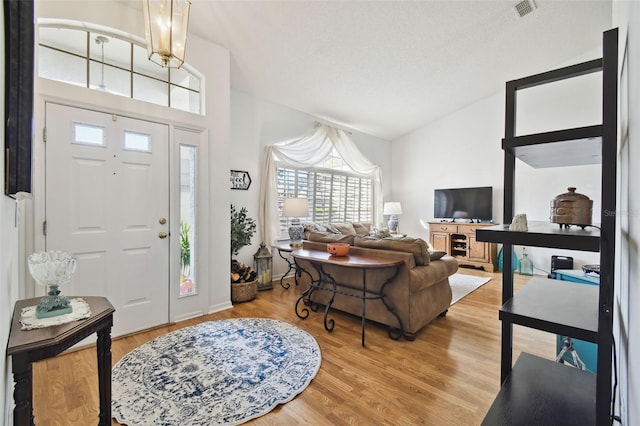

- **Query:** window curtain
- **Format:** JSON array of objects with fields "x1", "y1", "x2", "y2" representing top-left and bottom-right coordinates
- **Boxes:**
[{"x1": 259, "y1": 123, "x2": 383, "y2": 244}]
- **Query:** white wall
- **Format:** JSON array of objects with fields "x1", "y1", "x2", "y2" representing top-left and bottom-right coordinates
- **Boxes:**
[
  {"x1": 1, "y1": 7, "x2": 18, "y2": 424},
  {"x1": 230, "y1": 89, "x2": 392, "y2": 275},
  {"x1": 0, "y1": 184, "x2": 17, "y2": 425},
  {"x1": 512, "y1": 67, "x2": 602, "y2": 272},
  {"x1": 392, "y1": 91, "x2": 504, "y2": 242},
  {"x1": 392, "y1": 51, "x2": 604, "y2": 273},
  {"x1": 613, "y1": 3, "x2": 638, "y2": 424}
]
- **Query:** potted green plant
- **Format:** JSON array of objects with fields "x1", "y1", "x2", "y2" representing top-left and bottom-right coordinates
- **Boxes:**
[
  {"x1": 180, "y1": 221, "x2": 191, "y2": 278},
  {"x1": 179, "y1": 221, "x2": 195, "y2": 294},
  {"x1": 230, "y1": 204, "x2": 258, "y2": 302}
]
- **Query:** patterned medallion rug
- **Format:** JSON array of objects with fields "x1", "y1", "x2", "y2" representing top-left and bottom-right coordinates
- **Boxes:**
[{"x1": 112, "y1": 318, "x2": 321, "y2": 425}]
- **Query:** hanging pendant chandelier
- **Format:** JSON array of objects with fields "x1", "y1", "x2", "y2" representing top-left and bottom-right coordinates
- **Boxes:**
[{"x1": 143, "y1": 0, "x2": 191, "y2": 68}]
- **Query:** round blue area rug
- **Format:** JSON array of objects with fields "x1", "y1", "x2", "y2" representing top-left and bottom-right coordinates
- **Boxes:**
[{"x1": 112, "y1": 318, "x2": 321, "y2": 425}]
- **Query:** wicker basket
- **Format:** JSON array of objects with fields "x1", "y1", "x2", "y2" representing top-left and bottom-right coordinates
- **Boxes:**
[{"x1": 231, "y1": 279, "x2": 258, "y2": 303}]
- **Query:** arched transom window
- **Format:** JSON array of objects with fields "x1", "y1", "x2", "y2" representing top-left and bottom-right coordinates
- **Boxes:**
[{"x1": 37, "y1": 21, "x2": 203, "y2": 114}]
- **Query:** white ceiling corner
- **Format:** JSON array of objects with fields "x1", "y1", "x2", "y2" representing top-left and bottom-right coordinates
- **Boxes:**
[{"x1": 184, "y1": 0, "x2": 612, "y2": 140}]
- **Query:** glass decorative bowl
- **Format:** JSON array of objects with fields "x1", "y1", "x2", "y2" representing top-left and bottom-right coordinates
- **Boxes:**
[
  {"x1": 28, "y1": 250, "x2": 77, "y2": 286},
  {"x1": 27, "y1": 251, "x2": 77, "y2": 318}
]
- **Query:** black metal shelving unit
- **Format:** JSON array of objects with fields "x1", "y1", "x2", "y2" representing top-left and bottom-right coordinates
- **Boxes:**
[{"x1": 478, "y1": 28, "x2": 618, "y2": 426}]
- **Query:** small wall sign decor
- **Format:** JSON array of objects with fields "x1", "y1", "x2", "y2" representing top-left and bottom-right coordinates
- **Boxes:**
[{"x1": 230, "y1": 170, "x2": 252, "y2": 190}]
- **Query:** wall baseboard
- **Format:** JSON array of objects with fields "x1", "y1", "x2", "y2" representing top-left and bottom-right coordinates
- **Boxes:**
[
  {"x1": 173, "y1": 310, "x2": 206, "y2": 323},
  {"x1": 208, "y1": 302, "x2": 233, "y2": 315}
]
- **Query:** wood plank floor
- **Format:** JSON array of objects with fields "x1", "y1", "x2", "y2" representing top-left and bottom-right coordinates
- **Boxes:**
[{"x1": 31, "y1": 269, "x2": 555, "y2": 425}]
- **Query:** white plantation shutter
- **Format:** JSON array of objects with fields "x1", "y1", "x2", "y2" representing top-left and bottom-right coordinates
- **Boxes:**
[{"x1": 275, "y1": 167, "x2": 373, "y2": 233}]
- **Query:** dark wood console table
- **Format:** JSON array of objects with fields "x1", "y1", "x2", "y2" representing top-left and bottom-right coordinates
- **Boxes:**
[
  {"x1": 292, "y1": 249, "x2": 403, "y2": 346},
  {"x1": 6, "y1": 296, "x2": 115, "y2": 426}
]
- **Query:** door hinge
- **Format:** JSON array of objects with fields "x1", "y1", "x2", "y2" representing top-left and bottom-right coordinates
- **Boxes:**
[
  {"x1": 43, "y1": 220, "x2": 47, "y2": 236},
  {"x1": 43, "y1": 127, "x2": 47, "y2": 143}
]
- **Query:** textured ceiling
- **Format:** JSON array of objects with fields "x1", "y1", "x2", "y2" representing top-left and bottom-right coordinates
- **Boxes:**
[{"x1": 186, "y1": 0, "x2": 612, "y2": 140}]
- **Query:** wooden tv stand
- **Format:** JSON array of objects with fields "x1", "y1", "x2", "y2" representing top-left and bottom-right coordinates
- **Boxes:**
[{"x1": 428, "y1": 221, "x2": 497, "y2": 272}]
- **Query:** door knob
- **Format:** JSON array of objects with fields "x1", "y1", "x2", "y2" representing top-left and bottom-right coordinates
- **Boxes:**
[
  {"x1": 159, "y1": 217, "x2": 167, "y2": 225},
  {"x1": 159, "y1": 231, "x2": 168, "y2": 239}
]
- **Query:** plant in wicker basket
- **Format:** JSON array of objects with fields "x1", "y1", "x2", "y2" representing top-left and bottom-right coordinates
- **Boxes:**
[{"x1": 230, "y1": 204, "x2": 258, "y2": 302}]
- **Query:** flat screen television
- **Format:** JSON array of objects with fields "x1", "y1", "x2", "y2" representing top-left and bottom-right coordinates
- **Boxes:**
[{"x1": 434, "y1": 186, "x2": 493, "y2": 222}]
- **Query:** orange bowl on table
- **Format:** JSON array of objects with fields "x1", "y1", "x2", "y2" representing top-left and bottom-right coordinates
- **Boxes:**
[{"x1": 327, "y1": 243, "x2": 350, "y2": 257}]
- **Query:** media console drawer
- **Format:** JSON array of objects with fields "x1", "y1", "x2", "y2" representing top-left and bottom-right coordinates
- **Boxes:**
[
  {"x1": 431, "y1": 223, "x2": 457, "y2": 233},
  {"x1": 457, "y1": 224, "x2": 479, "y2": 234}
]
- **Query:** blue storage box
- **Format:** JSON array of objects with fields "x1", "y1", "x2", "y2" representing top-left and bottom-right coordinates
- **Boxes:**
[{"x1": 553, "y1": 269, "x2": 599, "y2": 373}]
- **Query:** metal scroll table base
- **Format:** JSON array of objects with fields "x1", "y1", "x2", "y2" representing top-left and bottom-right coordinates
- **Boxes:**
[{"x1": 294, "y1": 259, "x2": 403, "y2": 347}]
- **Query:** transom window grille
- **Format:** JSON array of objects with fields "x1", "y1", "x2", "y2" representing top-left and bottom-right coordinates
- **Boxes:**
[
  {"x1": 38, "y1": 24, "x2": 202, "y2": 114},
  {"x1": 276, "y1": 165, "x2": 373, "y2": 234}
]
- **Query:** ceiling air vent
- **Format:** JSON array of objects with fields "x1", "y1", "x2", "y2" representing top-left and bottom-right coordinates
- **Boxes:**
[{"x1": 514, "y1": 0, "x2": 536, "y2": 18}]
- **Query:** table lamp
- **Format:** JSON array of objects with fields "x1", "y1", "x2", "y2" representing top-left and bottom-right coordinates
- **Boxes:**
[
  {"x1": 283, "y1": 197, "x2": 309, "y2": 247},
  {"x1": 383, "y1": 202, "x2": 403, "y2": 234}
]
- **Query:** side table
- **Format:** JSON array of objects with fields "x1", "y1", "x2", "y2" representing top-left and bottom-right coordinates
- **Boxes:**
[
  {"x1": 6, "y1": 296, "x2": 115, "y2": 426},
  {"x1": 272, "y1": 242, "x2": 301, "y2": 289}
]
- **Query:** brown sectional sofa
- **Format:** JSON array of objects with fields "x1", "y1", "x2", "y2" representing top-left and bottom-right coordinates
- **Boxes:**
[{"x1": 296, "y1": 222, "x2": 458, "y2": 340}]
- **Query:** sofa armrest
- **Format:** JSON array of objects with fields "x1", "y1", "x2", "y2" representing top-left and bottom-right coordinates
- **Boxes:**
[{"x1": 410, "y1": 256, "x2": 458, "y2": 292}]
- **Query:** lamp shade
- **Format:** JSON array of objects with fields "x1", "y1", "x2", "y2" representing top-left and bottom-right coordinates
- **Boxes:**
[
  {"x1": 383, "y1": 202, "x2": 403, "y2": 216},
  {"x1": 283, "y1": 198, "x2": 309, "y2": 218},
  {"x1": 143, "y1": 0, "x2": 191, "y2": 68}
]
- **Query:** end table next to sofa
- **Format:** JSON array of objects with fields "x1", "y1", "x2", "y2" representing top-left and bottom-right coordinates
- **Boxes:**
[{"x1": 272, "y1": 242, "x2": 301, "y2": 289}]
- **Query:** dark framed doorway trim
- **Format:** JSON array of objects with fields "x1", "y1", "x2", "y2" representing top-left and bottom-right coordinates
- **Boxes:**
[{"x1": 4, "y1": 0, "x2": 34, "y2": 196}]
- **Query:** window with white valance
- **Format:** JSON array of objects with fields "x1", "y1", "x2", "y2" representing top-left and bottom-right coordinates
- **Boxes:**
[{"x1": 260, "y1": 123, "x2": 383, "y2": 243}]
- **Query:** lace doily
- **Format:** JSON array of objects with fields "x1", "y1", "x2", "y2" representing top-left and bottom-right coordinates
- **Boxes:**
[{"x1": 20, "y1": 298, "x2": 92, "y2": 330}]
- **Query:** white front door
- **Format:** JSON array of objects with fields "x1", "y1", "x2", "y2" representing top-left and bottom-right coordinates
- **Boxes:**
[{"x1": 45, "y1": 102, "x2": 170, "y2": 337}]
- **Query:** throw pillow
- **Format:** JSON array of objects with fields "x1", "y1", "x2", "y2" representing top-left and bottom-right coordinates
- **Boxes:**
[
  {"x1": 429, "y1": 250, "x2": 447, "y2": 261},
  {"x1": 330, "y1": 223, "x2": 357, "y2": 235},
  {"x1": 352, "y1": 222, "x2": 372, "y2": 236},
  {"x1": 302, "y1": 222, "x2": 328, "y2": 233},
  {"x1": 369, "y1": 227, "x2": 391, "y2": 239},
  {"x1": 307, "y1": 232, "x2": 356, "y2": 245}
]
